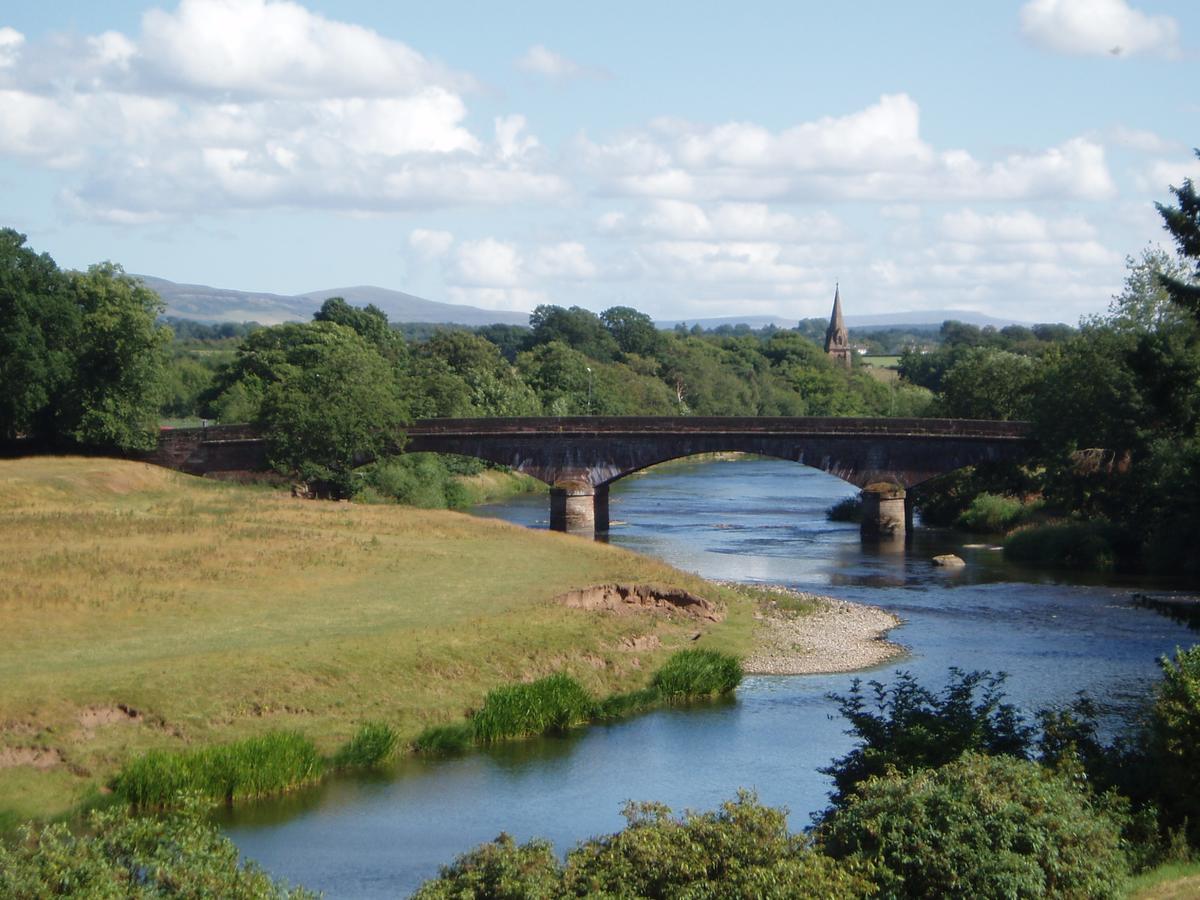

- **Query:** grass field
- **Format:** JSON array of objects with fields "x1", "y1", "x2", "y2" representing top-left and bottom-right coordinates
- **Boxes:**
[{"x1": 0, "y1": 457, "x2": 755, "y2": 826}]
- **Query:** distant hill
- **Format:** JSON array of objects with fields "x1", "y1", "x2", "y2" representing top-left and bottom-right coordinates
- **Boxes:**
[
  {"x1": 655, "y1": 309, "x2": 1035, "y2": 330},
  {"x1": 136, "y1": 275, "x2": 530, "y2": 327}
]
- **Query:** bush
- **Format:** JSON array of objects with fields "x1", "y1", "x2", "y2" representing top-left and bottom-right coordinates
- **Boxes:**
[
  {"x1": 1149, "y1": 645, "x2": 1200, "y2": 843},
  {"x1": 1004, "y1": 521, "x2": 1129, "y2": 571},
  {"x1": 821, "y1": 669, "x2": 1034, "y2": 808},
  {"x1": 412, "y1": 833, "x2": 563, "y2": 900},
  {"x1": 564, "y1": 792, "x2": 867, "y2": 898},
  {"x1": 956, "y1": 492, "x2": 1033, "y2": 533},
  {"x1": 113, "y1": 731, "x2": 324, "y2": 808},
  {"x1": 650, "y1": 648, "x2": 743, "y2": 700},
  {"x1": 826, "y1": 496, "x2": 862, "y2": 523},
  {"x1": 0, "y1": 796, "x2": 315, "y2": 898},
  {"x1": 332, "y1": 721, "x2": 398, "y2": 768},
  {"x1": 413, "y1": 722, "x2": 474, "y2": 755},
  {"x1": 818, "y1": 753, "x2": 1129, "y2": 899},
  {"x1": 414, "y1": 793, "x2": 868, "y2": 899},
  {"x1": 471, "y1": 674, "x2": 597, "y2": 743}
]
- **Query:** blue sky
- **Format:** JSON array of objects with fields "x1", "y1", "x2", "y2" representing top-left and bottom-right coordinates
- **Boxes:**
[{"x1": 1, "y1": 0, "x2": 1197, "y2": 322}]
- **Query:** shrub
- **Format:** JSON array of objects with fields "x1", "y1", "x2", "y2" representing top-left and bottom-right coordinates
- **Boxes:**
[
  {"x1": 818, "y1": 752, "x2": 1129, "y2": 899},
  {"x1": 650, "y1": 648, "x2": 743, "y2": 700},
  {"x1": 412, "y1": 833, "x2": 563, "y2": 900},
  {"x1": 413, "y1": 723, "x2": 474, "y2": 755},
  {"x1": 563, "y1": 792, "x2": 867, "y2": 899},
  {"x1": 471, "y1": 674, "x2": 597, "y2": 743},
  {"x1": 956, "y1": 492, "x2": 1032, "y2": 533},
  {"x1": 1148, "y1": 644, "x2": 1200, "y2": 843},
  {"x1": 820, "y1": 669, "x2": 1034, "y2": 808},
  {"x1": 826, "y1": 496, "x2": 862, "y2": 523},
  {"x1": 414, "y1": 793, "x2": 867, "y2": 899},
  {"x1": 0, "y1": 796, "x2": 315, "y2": 898},
  {"x1": 332, "y1": 721, "x2": 398, "y2": 768},
  {"x1": 113, "y1": 731, "x2": 324, "y2": 808},
  {"x1": 1004, "y1": 521, "x2": 1128, "y2": 571}
]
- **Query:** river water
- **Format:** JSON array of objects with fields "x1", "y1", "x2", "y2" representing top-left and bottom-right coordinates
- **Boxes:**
[{"x1": 221, "y1": 457, "x2": 1195, "y2": 897}]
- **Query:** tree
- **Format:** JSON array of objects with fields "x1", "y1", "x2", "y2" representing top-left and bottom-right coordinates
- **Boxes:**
[
  {"x1": 0, "y1": 229, "x2": 75, "y2": 441},
  {"x1": 600, "y1": 305, "x2": 661, "y2": 357},
  {"x1": 313, "y1": 297, "x2": 405, "y2": 361},
  {"x1": 1103, "y1": 246, "x2": 1193, "y2": 335},
  {"x1": 259, "y1": 323, "x2": 407, "y2": 495},
  {"x1": 528, "y1": 304, "x2": 618, "y2": 361},
  {"x1": 55, "y1": 264, "x2": 171, "y2": 450},
  {"x1": 1155, "y1": 148, "x2": 1200, "y2": 319},
  {"x1": 940, "y1": 347, "x2": 1039, "y2": 420}
]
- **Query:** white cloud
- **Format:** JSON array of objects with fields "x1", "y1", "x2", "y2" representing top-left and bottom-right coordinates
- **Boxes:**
[
  {"x1": 939, "y1": 209, "x2": 1096, "y2": 243},
  {"x1": 1019, "y1": 0, "x2": 1180, "y2": 58},
  {"x1": 1135, "y1": 156, "x2": 1200, "y2": 193},
  {"x1": 0, "y1": 27, "x2": 25, "y2": 69},
  {"x1": 1105, "y1": 125, "x2": 1181, "y2": 155},
  {"x1": 140, "y1": 0, "x2": 467, "y2": 98},
  {"x1": 454, "y1": 238, "x2": 522, "y2": 286},
  {"x1": 0, "y1": 2, "x2": 569, "y2": 221},
  {"x1": 531, "y1": 242, "x2": 596, "y2": 278},
  {"x1": 515, "y1": 44, "x2": 606, "y2": 80},
  {"x1": 409, "y1": 228, "x2": 454, "y2": 259},
  {"x1": 494, "y1": 114, "x2": 539, "y2": 161},
  {"x1": 578, "y1": 96, "x2": 1116, "y2": 203}
]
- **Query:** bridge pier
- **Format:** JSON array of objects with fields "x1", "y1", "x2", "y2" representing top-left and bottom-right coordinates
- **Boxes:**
[
  {"x1": 861, "y1": 483, "x2": 907, "y2": 541},
  {"x1": 550, "y1": 481, "x2": 596, "y2": 535},
  {"x1": 594, "y1": 483, "x2": 610, "y2": 534}
]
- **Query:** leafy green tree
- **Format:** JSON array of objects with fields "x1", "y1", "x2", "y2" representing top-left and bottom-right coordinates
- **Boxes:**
[
  {"x1": 56, "y1": 264, "x2": 171, "y2": 450},
  {"x1": 819, "y1": 753, "x2": 1128, "y2": 899},
  {"x1": 1148, "y1": 644, "x2": 1200, "y2": 841},
  {"x1": 601, "y1": 305, "x2": 662, "y2": 357},
  {"x1": 940, "y1": 347, "x2": 1039, "y2": 420},
  {"x1": 418, "y1": 330, "x2": 540, "y2": 416},
  {"x1": 0, "y1": 229, "x2": 75, "y2": 441},
  {"x1": 313, "y1": 296, "x2": 405, "y2": 361},
  {"x1": 820, "y1": 669, "x2": 1033, "y2": 808},
  {"x1": 528, "y1": 304, "x2": 619, "y2": 360},
  {"x1": 257, "y1": 323, "x2": 407, "y2": 494},
  {"x1": 1156, "y1": 149, "x2": 1200, "y2": 319},
  {"x1": 1103, "y1": 246, "x2": 1194, "y2": 335}
]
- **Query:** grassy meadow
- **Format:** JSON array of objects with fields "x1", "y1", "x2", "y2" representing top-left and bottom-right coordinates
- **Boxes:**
[{"x1": 0, "y1": 457, "x2": 756, "y2": 826}]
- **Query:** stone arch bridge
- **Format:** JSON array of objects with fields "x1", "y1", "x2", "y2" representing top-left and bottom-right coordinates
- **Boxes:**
[
  {"x1": 407, "y1": 417, "x2": 1030, "y2": 536},
  {"x1": 149, "y1": 416, "x2": 1031, "y2": 538}
]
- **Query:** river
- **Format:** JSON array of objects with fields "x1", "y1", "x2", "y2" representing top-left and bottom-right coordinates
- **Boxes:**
[{"x1": 221, "y1": 457, "x2": 1195, "y2": 897}]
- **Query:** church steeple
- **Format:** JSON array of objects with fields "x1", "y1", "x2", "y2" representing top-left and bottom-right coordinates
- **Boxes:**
[{"x1": 824, "y1": 283, "x2": 852, "y2": 369}]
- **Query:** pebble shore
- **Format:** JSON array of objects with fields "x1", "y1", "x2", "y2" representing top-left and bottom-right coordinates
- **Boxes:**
[{"x1": 738, "y1": 585, "x2": 906, "y2": 675}]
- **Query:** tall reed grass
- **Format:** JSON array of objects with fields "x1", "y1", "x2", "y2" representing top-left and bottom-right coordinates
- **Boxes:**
[
  {"x1": 471, "y1": 674, "x2": 597, "y2": 743},
  {"x1": 112, "y1": 732, "x2": 323, "y2": 808},
  {"x1": 416, "y1": 649, "x2": 745, "y2": 754},
  {"x1": 651, "y1": 649, "x2": 744, "y2": 700},
  {"x1": 332, "y1": 722, "x2": 399, "y2": 768}
]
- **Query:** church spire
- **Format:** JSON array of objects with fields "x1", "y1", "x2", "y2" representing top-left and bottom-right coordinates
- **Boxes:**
[{"x1": 824, "y1": 283, "x2": 852, "y2": 369}]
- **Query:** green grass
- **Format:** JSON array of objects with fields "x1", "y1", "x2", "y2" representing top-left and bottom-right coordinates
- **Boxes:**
[
  {"x1": 956, "y1": 492, "x2": 1039, "y2": 533},
  {"x1": 413, "y1": 650, "x2": 745, "y2": 755},
  {"x1": 1125, "y1": 860, "x2": 1200, "y2": 898},
  {"x1": 1004, "y1": 521, "x2": 1127, "y2": 571},
  {"x1": 332, "y1": 722, "x2": 399, "y2": 768},
  {"x1": 0, "y1": 457, "x2": 757, "y2": 823},
  {"x1": 860, "y1": 355, "x2": 900, "y2": 368},
  {"x1": 471, "y1": 674, "x2": 597, "y2": 743},
  {"x1": 650, "y1": 649, "x2": 744, "y2": 700},
  {"x1": 112, "y1": 732, "x2": 323, "y2": 808}
]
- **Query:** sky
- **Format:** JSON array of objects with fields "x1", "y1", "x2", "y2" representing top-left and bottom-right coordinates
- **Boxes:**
[{"x1": 1, "y1": 0, "x2": 1198, "y2": 323}]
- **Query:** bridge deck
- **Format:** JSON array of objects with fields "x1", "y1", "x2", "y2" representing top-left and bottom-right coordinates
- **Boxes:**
[{"x1": 407, "y1": 416, "x2": 1031, "y2": 440}]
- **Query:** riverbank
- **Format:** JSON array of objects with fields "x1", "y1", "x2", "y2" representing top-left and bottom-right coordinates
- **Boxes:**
[
  {"x1": 740, "y1": 584, "x2": 905, "y2": 675},
  {"x1": 0, "y1": 457, "x2": 757, "y2": 827}
]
